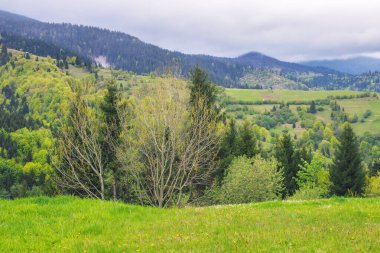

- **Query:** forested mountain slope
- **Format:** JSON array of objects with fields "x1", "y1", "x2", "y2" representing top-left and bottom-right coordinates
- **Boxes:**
[{"x1": 0, "y1": 10, "x2": 352, "y2": 89}]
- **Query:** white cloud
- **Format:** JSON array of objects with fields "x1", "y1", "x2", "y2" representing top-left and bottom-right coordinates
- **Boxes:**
[{"x1": 1, "y1": 0, "x2": 380, "y2": 61}]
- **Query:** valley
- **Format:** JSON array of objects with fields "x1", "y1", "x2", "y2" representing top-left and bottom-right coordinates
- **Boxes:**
[{"x1": 1, "y1": 6, "x2": 380, "y2": 252}]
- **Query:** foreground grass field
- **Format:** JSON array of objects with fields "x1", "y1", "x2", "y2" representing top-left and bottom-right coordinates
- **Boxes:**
[{"x1": 1, "y1": 197, "x2": 379, "y2": 252}]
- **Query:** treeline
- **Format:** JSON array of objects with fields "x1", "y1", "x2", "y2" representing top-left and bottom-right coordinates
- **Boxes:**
[{"x1": 53, "y1": 67, "x2": 379, "y2": 207}]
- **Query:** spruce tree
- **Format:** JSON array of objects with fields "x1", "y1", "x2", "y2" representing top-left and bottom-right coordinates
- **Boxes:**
[
  {"x1": 216, "y1": 119, "x2": 238, "y2": 182},
  {"x1": 309, "y1": 101, "x2": 317, "y2": 114},
  {"x1": 189, "y1": 65, "x2": 218, "y2": 113},
  {"x1": 0, "y1": 44, "x2": 9, "y2": 66},
  {"x1": 275, "y1": 131, "x2": 298, "y2": 196},
  {"x1": 237, "y1": 120, "x2": 258, "y2": 158},
  {"x1": 330, "y1": 123, "x2": 365, "y2": 196},
  {"x1": 100, "y1": 80, "x2": 121, "y2": 200}
]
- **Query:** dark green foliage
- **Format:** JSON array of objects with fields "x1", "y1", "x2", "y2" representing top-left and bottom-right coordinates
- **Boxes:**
[
  {"x1": 363, "y1": 109, "x2": 372, "y2": 119},
  {"x1": 217, "y1": 119, "x2": 238, "y2": 181},
  {"x1": 330, "y1": 124, "x2": 365, "y2": 196},
  {"x1": 308, "y1": 101, "x2": 317, "y2": 114},
  {"x1": 189, "y1": 65, "x2": 218, "y2": 111},
  {"x1": 236, "y1": 120, "x2": 258, "y2": 158},
  {"x1": 0, "y1": 84, "x2": 40, "y2": 132},
  {"x1": 217, "y1": 119, "x2": 261, "y2": 183},
  {"x1": 100, "y1": 81, "x2": 122, "y2": 200},
  {"x1": 0, "y1": 43, "x2": 9, "y2": 65},
  {"x1": 0, "y1": 159, "x2": 54, "y2": 199},
  {"x1": 274, "y1": 131, "x2": 301, "y2": 197},
  {"x1": 0, "y1": 32, "x2": 92, "y2": 69},
  {"x1": 255, "y1": 105, "x2": 298, "y2": 129},
  {"x1": 370, "y1": 159, "x2": 380, "y2": 176}
]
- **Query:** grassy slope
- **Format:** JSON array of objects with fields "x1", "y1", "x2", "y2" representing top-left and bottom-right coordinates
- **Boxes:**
[
  {"x1": 0, "y1": 197, "x2": 379, "y2": 252},
  {"x1": 337, "y1": 98, "x2": 380, "y2": 134},
  {"x1": 225, "y1": 88, "x2": 364, "y2": 103}
]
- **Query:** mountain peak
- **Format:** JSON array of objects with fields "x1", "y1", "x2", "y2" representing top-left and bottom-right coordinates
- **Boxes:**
[{"x1": 237, "y1": 52, "x2": 268, "y2": 59}]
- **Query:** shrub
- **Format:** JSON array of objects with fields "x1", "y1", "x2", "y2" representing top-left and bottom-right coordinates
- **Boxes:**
[
  {"x1": 365, "y1": 173, "x2": 380, "y2": 197},
  {"x1": 219, "y1": 156, "x2": 283, "y2": 204},
  {"x1": 363, "y1": 110, "x2": 372, "y2": 119},
  {"x1": 290, "y1": 186, "x2": 326, "y2": 200}
]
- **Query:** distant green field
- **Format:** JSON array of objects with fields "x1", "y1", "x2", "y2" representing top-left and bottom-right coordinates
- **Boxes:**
[
  {"x1": 337, "y1": 98, "x2": 380, "y2": 135},
  {"x1": 1, "y1": 197, "x2": 380, "y2": 252},
  {"x1": 225, "y1": 89, "x2": 380, "y2": 135},
  {"x1": 226, "y1": 88, "x2": 364, "y2": 102}
]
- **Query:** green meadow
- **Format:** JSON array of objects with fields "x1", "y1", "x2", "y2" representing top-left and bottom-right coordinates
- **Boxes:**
[
  {"x1": 225, "y1": 88, "x2": 380, "y2": 136},
  {"x1": 0, "y1": 197, "x2": 379, "y2": 252},
  {"x1": 225, "y1": 88, "x2": 363, "y2": 103}
]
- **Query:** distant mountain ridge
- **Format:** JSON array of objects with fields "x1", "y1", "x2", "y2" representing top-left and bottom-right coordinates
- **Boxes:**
[
  {"x1": 1, "y1": 9, "x2": 380, "y2": 91},
  {"x1": 302, "y1": 57, "x2": 380, "y2": 75},
  {"x1": 0, "y1": 10, "x2": 339, "y2": 86}
]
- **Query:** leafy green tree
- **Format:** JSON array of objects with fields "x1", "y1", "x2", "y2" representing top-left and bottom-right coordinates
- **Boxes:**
[
  {"x1": 219, "y1": 156, "x2": 283, "y2": 204},
  {"x1": 330, "y1": 123, "x2": 365, "y2": 196},
  {"x1": 296, "y1": 151, "x2": 329, "y2": 188}
]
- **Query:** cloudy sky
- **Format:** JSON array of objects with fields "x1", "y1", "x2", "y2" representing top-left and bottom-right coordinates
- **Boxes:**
[{"x1": 1, "y1": 0, "x2": 380, "y2": 61}]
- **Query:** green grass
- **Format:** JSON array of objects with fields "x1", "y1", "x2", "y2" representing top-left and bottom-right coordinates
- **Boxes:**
[
  {"x1": 1, "y1": 197, "x2": 380, "y2": 252},
  {"x1": 226, "y1": 89, "x2": 364, "y2": 103},
  {"x1": 337, "y1": 98, "x2": 380, "y2": 135}
]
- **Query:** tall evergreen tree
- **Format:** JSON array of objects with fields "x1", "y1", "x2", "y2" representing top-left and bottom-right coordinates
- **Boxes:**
[
  {"x1": 237, "y1": 120, "x2": 258, "y2": 158},
  {"x1": 0, "y1": 43, "x2": 9, "y2": 66},
  {"x1": 217, "y1": 119, "x2": 238, "y2": 182},
  {"x1": 330, "y1": 123, "x2": 365, "y2": 196},
  {"x1": 189, "y1": 65, "x2": 218, "y2": 114},
  {"x1": 100, "y1": 80, "x2": 121, "y2": 200},
  {"x1": 275, "y1": 131, "x2": 298, "y2": 196},
  {"x1": 188, "y1": 66, "x2": 220, "y2": 194},
  {"x1": 309, "y1": 101, "x2": 317, "y2": 114}
]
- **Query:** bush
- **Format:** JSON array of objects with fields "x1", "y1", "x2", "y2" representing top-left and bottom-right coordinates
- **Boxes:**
[
  {"x1": 218, "y1": 156, "x2": 283, "y2": 204},
  {"x1": 363, "y1": 110, "x2": 372, "y2": 119},
  {"x1": 289, "y1": 186, "x2": 326, "y2": 200},
  {"x1": 365, "y1": 173, "x2": 380, "y2": 197}
]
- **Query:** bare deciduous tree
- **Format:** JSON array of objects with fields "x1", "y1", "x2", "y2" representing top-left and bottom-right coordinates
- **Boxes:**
[
  {"x1": 117, "y1": 79, "x2": 220, "y2": 207},
  {"x1": 55, "y1": 93, "x2": 107, "y2": 200}
]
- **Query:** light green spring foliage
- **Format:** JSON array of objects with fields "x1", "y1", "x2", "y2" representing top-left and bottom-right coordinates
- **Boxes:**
[
  {"x1": 292, "y1": 152, "x2": 331, "y2": 200},
  {"x1": 0, "y1": 55, "x2": 74, "y2": 127},
  {"x1": 0, "y1": 53, "x2": 79, "y2": 195},
  {"x1": 219, "y1": 156, "x2": 283, "y2": 204},
  {"x1": 0, "y1": 196, "x2": 379, "y2": 252},
  {"x1": 366, "y1": 173, "x2": 380, "y2": 197}
]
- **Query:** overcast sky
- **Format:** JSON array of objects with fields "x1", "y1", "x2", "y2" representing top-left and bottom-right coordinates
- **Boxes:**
[{"x1": 1, "y1": 0, "x2": 380, "y2": 61}]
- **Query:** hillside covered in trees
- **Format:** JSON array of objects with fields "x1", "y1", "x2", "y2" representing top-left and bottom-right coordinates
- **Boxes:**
[{"x1": 0, "y1": 45, "x2": 379, "y2": 205}]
